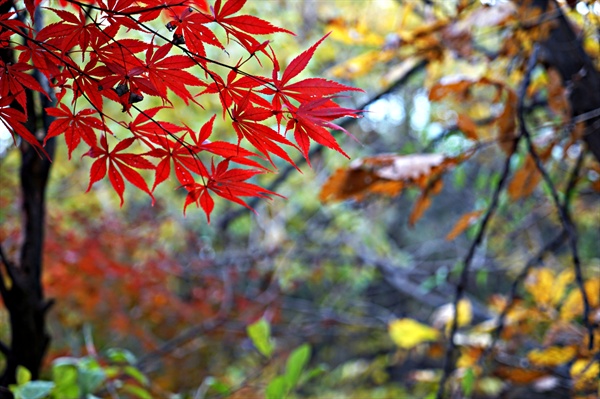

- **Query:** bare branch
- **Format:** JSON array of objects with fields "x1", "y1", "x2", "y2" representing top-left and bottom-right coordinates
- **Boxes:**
[
  {"x1": 517, "y1": 48, "x2": 593, "y2": 350},
  {"x1": 436, "y1": 45, "x2": 540, "y2": 399}
]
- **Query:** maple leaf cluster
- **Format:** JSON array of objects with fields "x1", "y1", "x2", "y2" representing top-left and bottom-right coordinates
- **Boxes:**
[{"x1": 0, "y1": 0, "x2": 362, "y2": 221}]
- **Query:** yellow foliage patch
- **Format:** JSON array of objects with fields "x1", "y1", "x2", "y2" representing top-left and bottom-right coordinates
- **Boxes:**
[
  {"x1": 525, "y1": 268, "x2": 574, "y2": 309},
  {"x1": 560, "y1": 278, "x2": 600, "y2": 322},
  {"x1": 388, "y1": 318, "x2": 440, "y2": 349},
  {"x1": 431, "y1": 298, "x2": 473, "y2": 331},
  {"x1": 527, "y1": 346, "x2": 577, "y2": 367},
  {"x1": 570, "y1": 359, "x2": 600, "y2": 392}
]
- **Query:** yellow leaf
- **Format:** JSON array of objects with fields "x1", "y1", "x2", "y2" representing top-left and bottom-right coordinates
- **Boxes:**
[
  {"x1": 525, "y1": 268, "x2": 574, "y2": 309},
  {"x1": 329, "y1": 50, "x2": 394, "y2": 79},
  {"x1": 570, "y1": 359, "x2": 599, "y2": 391},
  {"x1": 560, "y1": 278, "x2": 600, "y2": 321},
  {"x1": 388, "y1": 318, "x2": 440, "y2": 349},
  {"x1": 527, "y1": 346, "x2": 577, "y2": 367},
  {"x1": 431, "y1": 299, "x2": 473, "y2": 330},
  {"x1": 457, "y1": 347, "x2": 484, "y2": 368}
]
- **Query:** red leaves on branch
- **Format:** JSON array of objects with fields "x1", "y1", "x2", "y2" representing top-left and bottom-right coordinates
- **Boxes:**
[
  {"x1": 86, "y1": 134, "x2": 155, "y2": 206},
  {"x1": 0, "y1": 0, "x2": 362, "y2": 221}
]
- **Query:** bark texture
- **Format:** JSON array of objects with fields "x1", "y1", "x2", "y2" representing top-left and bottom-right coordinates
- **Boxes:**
[{"x1": 0, "y1": 0, "x2": 54, "y2": 391}]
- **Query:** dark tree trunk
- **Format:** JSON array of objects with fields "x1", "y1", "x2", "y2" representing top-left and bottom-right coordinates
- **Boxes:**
[
  {"x1": 0, "y1": 0, "x2": 54, "y2": 390},
  {"x1": 534, "y1": 0, "x2": 600, "y2": 162}
]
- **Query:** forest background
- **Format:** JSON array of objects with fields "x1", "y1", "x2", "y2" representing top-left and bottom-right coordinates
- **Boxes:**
[{"x1": 0, "y1": 0, "x2": 599, "y2": 398}]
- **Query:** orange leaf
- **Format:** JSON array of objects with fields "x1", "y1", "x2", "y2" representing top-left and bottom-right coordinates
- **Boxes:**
[
  {"x1": 493, "y1": 366, "x2": 548, "y2": 384},
  {"x1": 446, "y1": 210, "x2": 483, "y2": 241},
  {"x1": 508, "y1": 144, "x2": 554, "y2": 200},
  {"x1": 320, "y1": 153, "x2": 446, "y2": 202},
  {"x1": 409, "y1": 192, "x2": 432, "y2": 226},
  {"x1": 456, "y1": 114, "x2": 479, "y2": 140},
  {"x1": 429, "y1": 78, "x2": 472, "y2": 101},
  {"x1": 527, "y1": 345, "x2": 577, "y2": 367},
  {"x1": 321, "y1": 153, "x2": 469, "y2": 226},
  {"x1": 409, "y1": 177, "x2": 443, "y2": 225}
]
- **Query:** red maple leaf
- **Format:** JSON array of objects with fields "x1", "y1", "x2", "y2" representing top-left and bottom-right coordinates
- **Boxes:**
[
  {"x1": 44, "y1": 104, "x2": 107, "y2": 159},
  {"x1": 183, "y1": 158, "x2": 281, "y2": 222},
  {"x1": 0, "y1": 96, "x2": 48, "y2": 157},
  {"x1": 85, "y1": 134, "x2": 155, "y2": 206}
]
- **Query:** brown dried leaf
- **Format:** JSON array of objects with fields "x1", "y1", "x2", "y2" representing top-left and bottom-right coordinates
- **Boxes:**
[
  {"x1": 547, "y1": 67, "x2": 571, "y2": 120},
  {"x1": 445, "y1": 210, "x2": 483, "y2": 241},
  {"x1": 508, "y1": 144, "x2": 554, "y2": 200},
  {"x1": 493, "y1": 366, "x2": 548, "y2": 385},
  {"x1": 429, "y1": 78, "x2": 472, "y2": 101},
  {"x1": 409, "y1": 191, "x2": 432, "y2": 226},
  {"x1": 409, "y1": 177, "x2": 444, "y2": 226},
  {"x1": 456, "y1": 114, "x2": 479, "y2": 140},
  {"x1": 508, "y1": 155, "x2": 542, "y2": 199},
  {"x1": 321, "y1": 153, "x2": 469, "y2": 226},
  {"x1": 320, "y1": 153, "x2": 448, "y2": 203},
  {"x1": 497, "y1": 90, "x2": 518, "y2": 154},
  {"x1": 318, "y1": 168, "x2": 404, "y2": 202}
]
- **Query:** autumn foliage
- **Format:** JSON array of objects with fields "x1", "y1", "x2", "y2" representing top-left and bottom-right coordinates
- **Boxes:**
[{"x1": 0, "y1": 0, "x2": 361, "y2": 221}]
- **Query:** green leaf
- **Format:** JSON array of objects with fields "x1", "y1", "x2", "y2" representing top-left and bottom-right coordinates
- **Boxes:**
[
  {"x1": 121, "y1": 383, "x2": 153, "y2": 399},
  {"x1": 17, "y1": 366, "x2": 32, "y2": 386},
  {"x1": 206, "y1": 378, "x2": 230, "y2": 395},
  {"x1": 19, "y1": 381, "x2": 55, "y2": 399},
  {"x1": 265, "y1": 376, "x2": 287, "y2": 399},
  {"x1": 302, "y1": 364, "x2": 328, "y2": 383},
  {"x1": 124, "y1": 365, "x2": 149, "y2": 386},
  {"x1": 461, "y1": 367, "x2": 476, "y2": 397},
  {"x1": 77, "y1": 367, "x2": 106, "y2": 394},
  {"x1": 284, "y1": 344, "x2": 311, "y2": 391},
  {"x1": 247, "y1": 318, "x2": 274, "y2": 358},
  {"x1": 105, "y1": 348, "x2": 137, "y2": 364},
  {"x1": 52, "y1": 364, "x2": 79, "y2": 399},
  {"x1": 476, "y1": 269, "x2": 488, "y2": 288}
]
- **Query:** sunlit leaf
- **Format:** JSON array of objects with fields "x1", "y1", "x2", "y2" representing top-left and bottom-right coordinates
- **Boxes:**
[
  {"x1": 388, "y1": 318, "x2": 440, "y2": 349},
  {"x1": 431, "y1": 299, "x2": 473, "y2": 331},
  {"x1": 570, "y1": 358, "x2": 599, "y2": 391},
  {"x1": 527, "y1": 345, "x2": 577, "y2": 367},
  {"x1": 560, "y1": 278, "x2": 600, "y2": 321},
  {"x1": 247, "y1": 318, "x2": 274, "y2": 358}
]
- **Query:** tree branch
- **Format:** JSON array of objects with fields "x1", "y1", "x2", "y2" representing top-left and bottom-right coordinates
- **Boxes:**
[
  {"x1": 436, "y1": 45, "x2": 540, "y2": 399},
  {"x1": 517, "y1": 50, "x2": 593, "y2": 350},
  {"x1": 480, "y1": 141, "x2": 585, "y2": 369},
  {"x1": 0, "y1": 341, "x2": 9, "y2": 360}
]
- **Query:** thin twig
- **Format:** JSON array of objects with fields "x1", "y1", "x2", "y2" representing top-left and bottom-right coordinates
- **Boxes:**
[
  {"x1": 435, "y1": 152, "x2": 514, "y2": 399},
  {"x1": 485, "y1": 230, "x2": 566, "y2": 354},
  {"x1": 436, "y1": 45, "x2": 540, "y2": 399},
  {"x1": 481, "y1": 141, "x2": 585, "y2": 369},
  {"x1": 516, "y1": 50, "x2": 593, "y2": 349}
]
